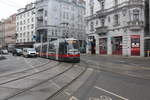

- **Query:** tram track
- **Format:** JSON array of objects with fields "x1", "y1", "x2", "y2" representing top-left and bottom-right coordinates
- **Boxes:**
[
  {"x1": 0, "y1": 61, "x2": 61, "y2": 85},
  {"x1": 46, "y1": 63, "x2": 88, "y2": 100},
  {"x1": 0, "y1": 57, "x2": 50, "y2": 78},
  {"x1": 2, "y1": 63, "x2": 76, "y2": 100}
]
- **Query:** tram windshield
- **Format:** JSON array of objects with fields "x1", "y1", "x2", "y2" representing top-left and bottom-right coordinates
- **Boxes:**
[{"x1": 67, "y1": 40, "x2": 79, "y2": 51}]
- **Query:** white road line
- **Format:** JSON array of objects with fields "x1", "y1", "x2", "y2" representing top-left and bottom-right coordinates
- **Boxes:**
[
  {"x1": 94, "y1": 86, "x2": 129, "y2": 100},
  {"x1": 64, "y1": 91, "x2": 71, "y2": 96},
  {"x1": 69, "y1": 96, "x2": 79, "y2": 100}
]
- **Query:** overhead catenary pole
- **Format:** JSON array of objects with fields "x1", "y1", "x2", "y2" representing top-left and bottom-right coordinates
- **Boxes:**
[{"x1": 40, "y1": 34, "x2": 43, "y2": 57}]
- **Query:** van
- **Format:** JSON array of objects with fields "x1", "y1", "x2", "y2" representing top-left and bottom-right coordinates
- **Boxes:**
[{"x1": 23, "y1": 48, "x2": 37, "y2": 58}]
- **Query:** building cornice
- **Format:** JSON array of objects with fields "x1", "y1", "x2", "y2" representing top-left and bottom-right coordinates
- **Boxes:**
[{"x1": 16, "y1": 7, "x2": 35, "y2": 16}]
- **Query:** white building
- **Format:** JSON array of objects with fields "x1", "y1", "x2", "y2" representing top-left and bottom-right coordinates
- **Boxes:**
[
  {"x1": 35, "y1": 0, "x2": 86, "y2": 46},
  {"x1": 86, "y1": 0, "x2": 148, "y2": 57},
  {"x1": 16, "y1": 3, "x2": 36, "y2": 47}
]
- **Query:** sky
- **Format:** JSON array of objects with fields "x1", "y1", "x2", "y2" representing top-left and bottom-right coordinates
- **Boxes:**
[{"x1": 0, "y1": 0, "x2": 35, "y2": 19}]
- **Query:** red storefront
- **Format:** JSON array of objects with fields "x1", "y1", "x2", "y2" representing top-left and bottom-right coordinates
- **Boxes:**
[
  {"x1": 112, "y1": 36, "x2": 122, "y2": 55},
  {"x1": 99, "y1": 38, "x2": 107, "y2": 54},
  {"x1": 131, "y1": 35, "x2": 140, "y2": 56}
]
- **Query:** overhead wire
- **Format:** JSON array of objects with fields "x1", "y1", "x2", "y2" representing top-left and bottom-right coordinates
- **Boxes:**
[{"x1": 0, "y1": 0, "x2": 21, "y2": 9}]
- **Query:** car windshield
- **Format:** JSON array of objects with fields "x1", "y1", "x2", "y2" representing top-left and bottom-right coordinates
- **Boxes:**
[
  {"x1": 27, "y1": 48, "x2": 36, "y2": 51},
  {"x1": 16, "y1": 49, "x2": 22, "y2": 51}
]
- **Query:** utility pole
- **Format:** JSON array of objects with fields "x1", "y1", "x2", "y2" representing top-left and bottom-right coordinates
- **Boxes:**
[{"x1": 40, "y1": 34, "x2": 43, "y2": 57}]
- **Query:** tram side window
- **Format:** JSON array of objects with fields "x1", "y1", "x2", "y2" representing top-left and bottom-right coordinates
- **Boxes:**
[
  {"x1": 59, "y1": 43, "x2": 67, "y2": 54},
  {"x1": 42, "y1": 45, "x2": 47, "y2": 53},
  {"x1": 49, "y1": 43, "x2": 56, "y2": 52}
]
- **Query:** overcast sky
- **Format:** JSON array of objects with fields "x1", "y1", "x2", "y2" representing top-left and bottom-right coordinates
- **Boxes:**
[{"x1": 0, "y1": 0, "x2": 35, "y2": 19}]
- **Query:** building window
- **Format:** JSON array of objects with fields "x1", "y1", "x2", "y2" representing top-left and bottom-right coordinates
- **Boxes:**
[
  {"x1": 27, "y1": 19, "x2": 30, "y2": 23},
  {"x1": 101, "y1": 18, "x2": 105, "y2": 26},
  {"x1": 32, "y1": 18, "x2": 34, "y2": 22},
  {"x1": 90, "y1": 6, "x2": 94, "y2": 15},
  {"x1": 31, "y1": 24, "x2": 34, "y2": 29},
  {"x1": 20, "y1": 27, "x2": 22, "y2": 31},
  {"x1": 24, "y1": 13, "x2": 26, "y2": 18},
  {"x1": 90, "y1": 21, "x2": 94, "y2": 31},
  {"x1": 28, "y1": 12, "x2": 30, "y2": 17},
  {"x1": 17, "y1": 22, "x2": 19, "y2": 26},
  {"x1": 114, "y1": 14, "x2": 120, "y2": 26},
  {"x1": 45, "y1": 10, "x2": 48, "y2": 17},
  {"x1": 114, "y1": 0, "x2": 118, "y2": 6},
  {"x1": 27, "y1": 25, "x2": 30, "y2": 30},
  {"x1": 133, "y1": 9, "x2": 140, "y2": 21},
  {"x1": 96, "y1": 20, "x2": 99, "y2": 26},
  {"x1": 101, "y1": 1, "x2": 105, "y2": 10},
  {"x1": 24, "y1": 26, "x2": 26, "y2": 30},
  {"x1": 20, "y1": 21, "x2": 22, "y2": 25},
  {"x1": 108, "y1": 16, "x2": 111, "y2": 22},
  {"x1": 45, "y1": 21, "x2": 47, "y2": 25}
]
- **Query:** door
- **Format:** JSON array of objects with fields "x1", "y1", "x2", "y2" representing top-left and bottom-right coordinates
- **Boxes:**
[{"x1": 131, "y1": 35, "x2": 140, "y2": 56}]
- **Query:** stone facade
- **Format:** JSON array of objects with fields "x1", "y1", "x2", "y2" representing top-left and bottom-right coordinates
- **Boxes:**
[
  {"x1": 35, "y1": 0, "x2": 86, "y2": 44},
  {"x1": 4, "y1": 14, "x2": 16, "y2": 46},
  {"x1": 86, "y1": 0, "x2": 146, "y2": 57}
]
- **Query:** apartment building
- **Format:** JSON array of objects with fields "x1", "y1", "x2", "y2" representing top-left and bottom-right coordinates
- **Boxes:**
[
  {"x1": 35, "y1": 0, "x2": 86, "y2": 46},
  {"x1": 4, "y1": 14, "x2": 16, "y2": 47},
  {"x1": 16, "y1": 3, "x2": 36, "y2": 47},
  {"x1": 86, "y1": 0, "x2": 148, "y2": 57}
]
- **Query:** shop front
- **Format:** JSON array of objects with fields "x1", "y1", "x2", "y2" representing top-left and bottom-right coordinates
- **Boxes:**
[
  {"x1": 88, "y1": 36, "x2": 96, "y2": 54},
  {"x1": 131, "y1": 35, "x2": 140, "y2": 56},
  {"x1": 112, "y1": 36, "x2": 122, "y2": 55},
  {"x1": 99, "y1": 38, "x2": 107, "y2": 54}
]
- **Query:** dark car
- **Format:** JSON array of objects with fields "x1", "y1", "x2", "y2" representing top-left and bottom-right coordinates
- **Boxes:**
[{"x1": 12, "y1": 48, "x2": 23, "y2": 56}]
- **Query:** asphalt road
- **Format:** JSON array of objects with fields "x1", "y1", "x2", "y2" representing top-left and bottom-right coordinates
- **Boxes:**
[{"x1": 0, "y1": 54, "x2": 150, "y2": 100}]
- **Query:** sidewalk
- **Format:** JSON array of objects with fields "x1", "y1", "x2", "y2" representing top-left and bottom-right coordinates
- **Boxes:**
[{"x1": 81, "y1": 54, "x2": 150, "y2": 79}]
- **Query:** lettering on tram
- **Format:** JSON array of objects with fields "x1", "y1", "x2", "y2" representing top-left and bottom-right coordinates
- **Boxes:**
[{"x1": 35, "y1": 38, "x2": 80, "y2": 62}]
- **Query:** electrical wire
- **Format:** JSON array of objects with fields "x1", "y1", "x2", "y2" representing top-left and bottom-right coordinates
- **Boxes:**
[{"x1": 0, "y1": 0, "x2": 19, "y2": 9}]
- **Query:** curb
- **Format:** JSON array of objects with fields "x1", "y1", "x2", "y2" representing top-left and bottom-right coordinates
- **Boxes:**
[
  {"x1": 82, "y1": 59, "x2": 150, "y2": 80},
  {"x1": 0, "y1": 56, "x2": 6, "y2": 60}
]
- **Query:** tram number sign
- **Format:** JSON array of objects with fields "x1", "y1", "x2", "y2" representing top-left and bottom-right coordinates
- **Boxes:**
[{"x1": 67, "y1": 40, "x2": 77, "y2": 44}]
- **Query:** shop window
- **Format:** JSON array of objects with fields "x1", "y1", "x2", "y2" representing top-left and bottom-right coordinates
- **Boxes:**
[{"x1": 112, "y1": 36, "x2": 122, "y2": 55}]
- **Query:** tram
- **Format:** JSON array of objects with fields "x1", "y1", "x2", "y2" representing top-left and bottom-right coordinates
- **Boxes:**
[{"x1": 35, "y1": 38, "x2": 80, "y2": 62}]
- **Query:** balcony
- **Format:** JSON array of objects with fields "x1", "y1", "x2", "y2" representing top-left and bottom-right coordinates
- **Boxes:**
[
  {"x1": 37, "y1": 16, "x2": 43, "y2": 21},
  {"x1": 127, "y1": 21, "x2": 144, "y2": 30},
  {"x1": 96, "y1": 9, "x2": 107, "y2": 18},
  {"x1": 128, "y1": 0, "x2": 143, "y2": 6},
  {"x1": 86, "y1": 14, "x2": 97, "y2": 21},
  {"x1": 95, "y1": 26, "x2": 108, "y2": 36}
]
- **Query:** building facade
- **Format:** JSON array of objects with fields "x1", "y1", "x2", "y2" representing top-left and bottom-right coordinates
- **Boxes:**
[
  {"x1": 0, "y1": 21, "x2": 4, "y2": 48},
  {"x1": 4, "y1": 14, "x2": 16, "y2": 47},
  {"x1": 35, "y1": 0, "x2": 86, "y2": 46},
  {"x1": 86, "y1": 0, "x2": 147, "y2": 57},
  {"x1": 16, "y1": 3, "x2": 36, "y2": 48}
]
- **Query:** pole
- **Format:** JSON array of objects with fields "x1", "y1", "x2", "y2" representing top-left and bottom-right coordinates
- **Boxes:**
[{"x1": 40, "y1": 34, "x2": 43, "y2": 57}]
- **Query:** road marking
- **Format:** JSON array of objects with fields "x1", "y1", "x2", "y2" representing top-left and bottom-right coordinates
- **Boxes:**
[
  {"x1": 69, "y1": 96, "x2": 79, "y2": 100},
  {"x1": 94, "y1": 86, "x2": 129, "y2": 100},
  {"x1": 64, "y1": 91, "x2": 71, "y2": 96}
]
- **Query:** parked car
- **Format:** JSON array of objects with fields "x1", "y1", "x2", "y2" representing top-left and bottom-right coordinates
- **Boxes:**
[
  {"x1": 79, "y1": 47, "x2": 86, "y2": 53},
  {"x1": 1, "y1": 49, "x2": 8, "y2": 54},
  {"x1": 12, "y1": 48, "x2": 23, "y2": 56},
  {"x1": 23, "y1": 48, "x2": 37, "y2": 58}
]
